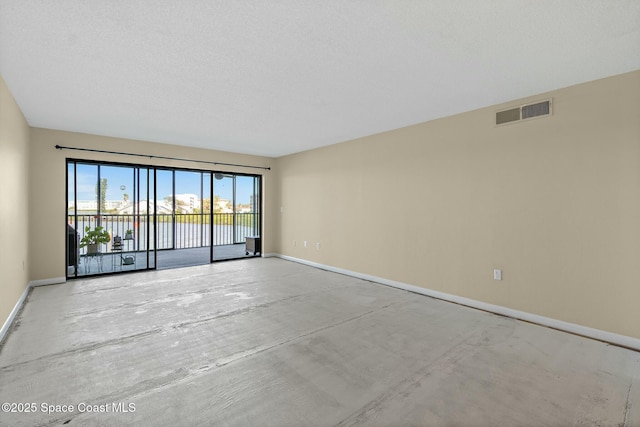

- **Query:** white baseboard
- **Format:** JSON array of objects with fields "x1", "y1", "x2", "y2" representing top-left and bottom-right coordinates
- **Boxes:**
[
  {"x1": 274, "y1": 254, "x2": 640, "y2": 352},
  {"x1": 29, "y1": 277, "x2": 66, "y2": 287},
  {"x1": 0, "y1": 277, "x2": 66, "y2": 344},
  {"x1": 0, "y1": 286, "x2": 30, "y2": 345}
]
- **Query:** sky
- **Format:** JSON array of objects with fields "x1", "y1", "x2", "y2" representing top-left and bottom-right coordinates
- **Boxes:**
[{"x1": 70, "y1": 164, "x2": 257, "y2": 205}]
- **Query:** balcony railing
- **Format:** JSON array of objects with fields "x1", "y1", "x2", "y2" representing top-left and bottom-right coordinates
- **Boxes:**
[{"x1": 68, "y1": 213, "x2": 259, "y2": 254}]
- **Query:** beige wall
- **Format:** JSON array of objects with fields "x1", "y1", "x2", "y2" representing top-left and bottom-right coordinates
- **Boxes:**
[
  {"x1": 276, "y1": 71, "x2": 640, "y2": 339},
  {"x1": 2, "y1": 70, "x2": 639, "y2": 341},
  {"x1": 0, "y1": 75, "x2": 30, "y2": 326},
  {"x1": 29, "y1": 129, "x2": 276, "y2": 282}
]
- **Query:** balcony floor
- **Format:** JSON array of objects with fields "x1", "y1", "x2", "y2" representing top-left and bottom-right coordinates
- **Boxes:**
[{"x1": 71, "y1": 244, "x2": 258, "y2": 277}]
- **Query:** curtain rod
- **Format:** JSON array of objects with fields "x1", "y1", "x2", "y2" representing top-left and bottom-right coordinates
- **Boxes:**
[{"x1": 54, "y1": 144, "x2": 271, "y2": 171}]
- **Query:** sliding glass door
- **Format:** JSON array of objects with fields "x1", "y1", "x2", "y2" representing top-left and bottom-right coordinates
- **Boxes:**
[
  {"x1": 66, "y1": 159, "x2": 262, "y2": 277},
  {"x1": 212, "y1": 173, "x2": 261, "y2": 261},
  {"x1": 154, "y1": 169, "x2": 212, "y2": 270},
  {"x1": 66, "y1": 161, "x2": 155, "y2": 278}
]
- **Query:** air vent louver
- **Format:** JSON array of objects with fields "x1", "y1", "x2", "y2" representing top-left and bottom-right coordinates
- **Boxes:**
[
  {"x1": 496, "y1": 108, "x2": 521, "y2": 125},
  {"x1": 496, "y1": 99, "x2": 552, "y2": 125},
  {"x1": 522, "y1": 100, "x2": 550, "y2": 119}
]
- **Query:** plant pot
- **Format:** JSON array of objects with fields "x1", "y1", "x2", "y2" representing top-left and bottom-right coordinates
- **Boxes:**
[
  {"x1": 124, "y1": 233, "x2": 133, "y2": 240},
  {"x1": 87, "y1": 243, "x2": 99, "y2": 254}
]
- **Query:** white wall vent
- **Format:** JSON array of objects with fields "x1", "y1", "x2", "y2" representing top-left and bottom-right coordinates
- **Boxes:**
[{"x1": 496, "y1": 99, "x2": 552, "y2": 125}]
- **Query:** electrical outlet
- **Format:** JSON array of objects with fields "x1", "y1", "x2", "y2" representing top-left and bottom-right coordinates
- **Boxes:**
[
  {"x1": 316, "y1": 242, "x2": 320, "y2": 250},
  {"x1": 493, "y1": 269, "x2": 502, "y2": 281},
  {"x1": 303, "y1": 241, "x2": 307, "y2": 248}
]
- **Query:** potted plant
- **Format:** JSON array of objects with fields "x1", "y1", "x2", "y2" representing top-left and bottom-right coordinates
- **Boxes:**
[
  {"x1": 79, "y1": 225, "x2": 111, "y2": 254},
  {"x1": 124, "y1": 229, "x2": 134, "y2": 240}
]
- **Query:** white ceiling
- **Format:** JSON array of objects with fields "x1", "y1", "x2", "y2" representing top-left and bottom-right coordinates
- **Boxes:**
[{"x1": 1, "y1": 1, "x2": 639, "y2": 157}]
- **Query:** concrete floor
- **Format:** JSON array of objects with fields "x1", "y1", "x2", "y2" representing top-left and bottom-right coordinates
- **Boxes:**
[{"x1": 1, "y1": 258, "x2": 639, "y2": 426}]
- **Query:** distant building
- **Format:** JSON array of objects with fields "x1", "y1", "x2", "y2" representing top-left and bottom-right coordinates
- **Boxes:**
[
  {"x1": 215, "y1": 198, "x2": 233, "y2": 213},
  {"x1": 70, "y1": 195, "x2": 221, "y2": 214},
  {"x1": 118, "y1": 200, "x2": 172, "y2": 215},
  {"x1": 71, "y1": 200, "x2": 123, "y2": 212},
  {"x1": 174, "y1": 194, "x2": 200, "y2": 213}
]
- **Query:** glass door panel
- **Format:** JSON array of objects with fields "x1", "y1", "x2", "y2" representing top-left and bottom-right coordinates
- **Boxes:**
[
  {"x1": 155, "y1": 169, "x2": 174, "y2": 250},
  {"x1": 212, "y1": 173, "x2": 261, "y2": 261},
  {"x1": 141, "y1": 168, "x2": 156, "y2": 269},
  {"x1": 128, "y1": 166, "x2": 155, "y2": 270},
  {"x1": 66, "y1": 163, "x2": 78, "y2": 276},
  {"x1": 156, "y1": 170, "x2": 210, "y2": 268},
  {"x1": 202, "y1": 172, "x2": 212, "y2": 253},
  {"x1": 174, "y1": 170, "x2": 205, "y2": 249},
  {"x1": 71, "y1": 163, "x2": 103, "y2": 276},
  {"x1": 235, "y1": 175, "x2": 260, "y2": 244},
  {"x1": 212, "y1": 174, "x2": 234, "y2": 260},
  {"x1": 66, "y1": 161, "x2": 156, "y2": 277}
]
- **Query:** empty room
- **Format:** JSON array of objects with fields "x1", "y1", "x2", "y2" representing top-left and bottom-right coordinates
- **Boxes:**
[{"x1": 1, "y1": 1, "x2": 639, "y2": 426}]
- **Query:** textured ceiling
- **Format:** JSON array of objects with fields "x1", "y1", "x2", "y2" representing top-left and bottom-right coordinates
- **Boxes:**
[{"x1": 1, "y1": 1, "x2": 639, "y2": 157}]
